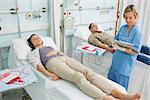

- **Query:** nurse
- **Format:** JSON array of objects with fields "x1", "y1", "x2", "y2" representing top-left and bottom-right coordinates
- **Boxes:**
[{"x1": 108, "y1": 5, "x2": 142, "y2": 90}]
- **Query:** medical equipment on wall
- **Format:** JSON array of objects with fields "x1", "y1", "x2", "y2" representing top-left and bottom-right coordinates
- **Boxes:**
[
  {"x1": 64, "y1": 11, "x2": 74, "y2": 30},
  {"x1": 26, "y1": 11, "x2": 41, "y2": 19},
  {"x1": 26, "y1": 7, "x2": 47, "y2": 20},
  {"x1": 99, "y1": 6, "x2": 115, "y2": 14}
]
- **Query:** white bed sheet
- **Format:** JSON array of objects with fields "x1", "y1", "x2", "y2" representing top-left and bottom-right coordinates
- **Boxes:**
[{"x1": 8, "y1": 36, "x2": 127, "y2": 100}]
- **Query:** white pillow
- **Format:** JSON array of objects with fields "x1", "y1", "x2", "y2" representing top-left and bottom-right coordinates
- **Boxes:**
[
  {"x1": 12, "y1": 36, "x2": 58, "y2": 60},
  {"x1": 41, "y1": 37, "x2": 58, "y2": 50},
  {"x1": 74, "y1": 25, "x2": 103, "y2": 41},
  {"x1": 74, "y1": 26, "x2": 91, "y2": 41}
]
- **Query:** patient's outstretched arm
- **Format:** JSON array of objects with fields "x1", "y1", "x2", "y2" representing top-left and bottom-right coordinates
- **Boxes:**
[
  {"x1": 37, "y1": 64, "x2": 60, "y2": 80},
  {"x1": 58, "y1": 51, "x2": 65, "y2": 55}
]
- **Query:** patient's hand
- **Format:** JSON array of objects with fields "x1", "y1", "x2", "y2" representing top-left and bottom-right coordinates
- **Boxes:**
[
  {"x1": 100, "y1": 44, "x2": 108, "y2": 49},
  {"x1": 113, "y1": 43, "x2": 126, "y2": 52},
  {"x1": 49, "y1": 73, "x2": 61, "y2": 80},
  {"x1": 107, "y1": 47, "x2": 115, "y2": 53},
  {"x1": 47, "y1": 50, "x2": 59, "y2": 56},
  {"x1": 58, "y1": 51, "x2": 65, "y2": 55},
  {"x1": 101, "y1": 44, "x2": 115, "y2": 53}
]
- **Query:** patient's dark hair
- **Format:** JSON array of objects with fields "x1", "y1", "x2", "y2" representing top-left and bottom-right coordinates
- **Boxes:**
[
  {"x1": 27, "y1": 34, "x2": 36, "y2": 51},
  {"x1": 88, "y1": 23, "x2": 94, "y2": 30}
]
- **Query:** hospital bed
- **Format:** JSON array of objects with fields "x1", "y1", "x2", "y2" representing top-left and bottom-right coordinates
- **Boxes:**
[
  {"x1": 72, "y1": 26, "x2": 113, "y2": 77},
  {"x1": 8, "y1": 36, "x2": 126, "y2": 100}
]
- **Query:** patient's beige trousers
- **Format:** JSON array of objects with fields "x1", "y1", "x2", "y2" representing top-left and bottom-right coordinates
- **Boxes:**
[{"x1": 46, "y1": 56, "x2": 115, "y2": 100}]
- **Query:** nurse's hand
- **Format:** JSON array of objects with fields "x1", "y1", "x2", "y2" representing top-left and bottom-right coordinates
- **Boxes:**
[
  {"x1": 113, "y1": 43, "x2": 126, "y2": 52},
  {"x1": 117, "y1": 46, "x2": 126, "y2": 52},
  {"x1": 113, "y1": 43, "x2": 137, "y2": 55}
]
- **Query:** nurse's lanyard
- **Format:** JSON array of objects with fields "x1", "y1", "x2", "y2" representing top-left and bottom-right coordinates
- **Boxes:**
[{"x1": 127, "y1": 24, "x2": 135, "y2": 37}]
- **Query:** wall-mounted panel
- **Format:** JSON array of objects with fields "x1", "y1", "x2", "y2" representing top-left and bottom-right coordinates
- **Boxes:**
[
  {"x1": 19, "y1": 12, "x2": 49, "y2": 32},
  {"x1": 18, "y1": 0, "x2": 48, "y2": 12},
  {"x1": 31, "y1": 0, "x2": 48, "y2": 11},
  {"x1": 99, "y1": 22, "x2": 116, "y2": 35},
  {"x1": 20, "y1": 30, "x2": 48, "y2": 38},
  {"x1": 64, "y1": 0, "x2": 78, "y2": 10},
  {"x1": 17, "y1": 0, "x2": 30, "y2": 12},
  {"x1": 0, "y1": 14, "x2": 18, "y2": 35},
  {"x1": 64, "y1": 0, "x2": 119, "y2": 35},
  {"x1": 0, "y1": 0, "x2": 49, "y2": 35},
  {"x1": 0, "y1": 0, "x2": 18, "y2": 35},
  {"x1": 0, "y1": 0, "x2": 16, "y2": 11},
  {"x1": 79, "y1": 0, "x2": 101, "y2": 8},
  {"x1": 0, "y1": 0, "x2": 50, "y2": 69},
  {"x1": 17, "y1": 0, "x2": 49, "y2": 32},
  {"x1": 64, "y1": 11, "x2": 80, "y2": 26}
]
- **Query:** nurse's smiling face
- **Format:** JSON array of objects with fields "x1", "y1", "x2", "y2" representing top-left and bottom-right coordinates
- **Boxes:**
[
  {"x1": 123, "y1": 5, "x2": 138, "y2": 28},
  {"x1": 124, "y1": 11, "x2": 136, "y2": 27}
]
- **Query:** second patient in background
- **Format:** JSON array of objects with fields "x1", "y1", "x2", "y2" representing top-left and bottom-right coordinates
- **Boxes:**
[{"x1": 88, "y1": 23, "x2": 115, "y2": 53}]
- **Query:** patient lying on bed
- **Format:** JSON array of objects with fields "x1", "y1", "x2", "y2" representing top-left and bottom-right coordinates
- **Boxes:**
[
  {"x1": 26, "y1": 34, "x2": 140, "y2": 100},
  {"x1": 88, "y1": 23, "x2": 115, "y2": 53}
]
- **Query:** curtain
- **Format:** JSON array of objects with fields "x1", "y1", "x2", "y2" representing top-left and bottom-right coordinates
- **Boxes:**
[
  {"x1": 141, "y1": 67, "x2": 150, "y2": 100},
  {"x1": 137, "y1": 0, "x2": 150, "y2": 46}
]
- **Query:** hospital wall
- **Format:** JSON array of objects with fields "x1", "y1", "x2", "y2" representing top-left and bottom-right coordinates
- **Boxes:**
[
  {"x1": 0, "y1": 0, "x2": 121, "y2": 69},
  {"x1": 0, "y1": 0, "x2": 51, "y2": 69}
]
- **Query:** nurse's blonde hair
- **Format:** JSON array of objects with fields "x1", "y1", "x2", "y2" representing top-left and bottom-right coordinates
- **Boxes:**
[{"x1": 123, "y1": 5, "x2": 138, "y2": 19}]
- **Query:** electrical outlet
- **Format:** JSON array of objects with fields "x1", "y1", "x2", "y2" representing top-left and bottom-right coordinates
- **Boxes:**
[
  {"x1": 33, "y1": 11, "x2": 41, "y2": 19},
  {"x1": 26, "y1": 12, "x2": 33, "y2": 19}
]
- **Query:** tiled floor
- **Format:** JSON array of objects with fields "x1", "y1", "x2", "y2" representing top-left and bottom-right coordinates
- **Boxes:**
[{"x1": 1, "y1": 88, "x2": 31, "y2": 100}]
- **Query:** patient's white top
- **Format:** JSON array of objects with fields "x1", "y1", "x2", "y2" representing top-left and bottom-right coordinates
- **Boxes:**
[{"x1": 27, "y1": 48, "x2": 42, "y2": 69}]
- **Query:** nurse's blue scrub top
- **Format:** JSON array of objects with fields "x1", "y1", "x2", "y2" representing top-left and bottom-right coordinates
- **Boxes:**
[{"x1": 111, "y1": 24, "x2": 142, "y2": 76}]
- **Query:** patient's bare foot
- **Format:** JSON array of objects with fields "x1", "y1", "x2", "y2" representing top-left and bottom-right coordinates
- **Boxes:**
[
  {"x1": 103, "y1": 95, "x2": 120, "y2": 100},
  {"x1": 132, "y1": 93, "x2": 141, "y2": 100},
  {"x1": 111, "y1": 89, "x2": 140, "y2": 100},
  {"x1": 123, "y1": 93, "x2": 141, "y2": 100}
]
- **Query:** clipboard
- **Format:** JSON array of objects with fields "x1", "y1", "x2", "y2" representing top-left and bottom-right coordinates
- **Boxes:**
[{"x1": 114, "y1": 40, "x2": 134, "y2": 49}]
